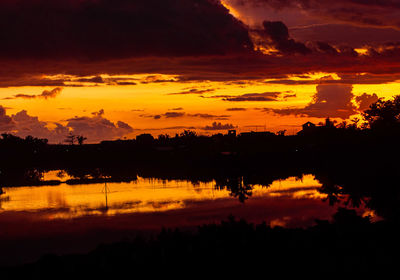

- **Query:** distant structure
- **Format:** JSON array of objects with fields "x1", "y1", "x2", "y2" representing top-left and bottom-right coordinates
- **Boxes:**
[
  {"x1": 298, "y1": 118, "x2": 336, "y2": 135},
  {"x1": 302, "y1": 121, "x2": 317, "y2": 133}
]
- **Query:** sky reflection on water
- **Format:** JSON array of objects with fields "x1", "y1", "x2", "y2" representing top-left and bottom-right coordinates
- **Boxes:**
[{"x1": 0, "y1": 174, "x2": 339, "y2": 224}]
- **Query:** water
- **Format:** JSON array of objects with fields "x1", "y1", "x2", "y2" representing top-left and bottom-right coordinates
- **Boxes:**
[
  {"x1": 0, "y1": 174, "x2": 363, "y2": 226},
  {"x1": 0, "y1": 173, "x2": 376, "y2": 266}
]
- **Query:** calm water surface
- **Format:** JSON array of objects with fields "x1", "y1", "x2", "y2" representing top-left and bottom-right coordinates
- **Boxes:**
[
  {"x1": 0, "y1": 173, "x2": 377, "y2": 266},
  {"x1": 0, "y1": 173, "x2": 370, "y2": 227}
]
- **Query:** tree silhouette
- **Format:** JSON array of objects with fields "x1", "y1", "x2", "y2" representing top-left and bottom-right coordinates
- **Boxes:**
[
  {"x1": 64, "y1": 133, "x2": 75, "y2": 145},
  {"x1": 362, "y1": 95, "x2": 400, "y2": 129},
  {"x1": 76, "y1": 135, "x2": 87, "y2": 145}
]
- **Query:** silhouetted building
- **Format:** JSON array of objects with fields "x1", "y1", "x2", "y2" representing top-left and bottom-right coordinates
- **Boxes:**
[{"x1": 302, "y1": 121, "x2": 316, "y2": 130}]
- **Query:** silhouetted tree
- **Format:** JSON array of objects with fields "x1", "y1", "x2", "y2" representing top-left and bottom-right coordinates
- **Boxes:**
[
  {"x1": 179, "y1": 130, "x2": 197, "y2": 138},
  {"x1": 64, "y1": 133, "x2": 75, "y2": 145},
  {"x1": 276, "y1": 130, "x2": 286, "y2": 136},
  {"x1": 76, "y1": 135, "x2": 87, "y2": 145},
  {"x1": 362, "y1": 95, "x2": 400, "y2": 129}
]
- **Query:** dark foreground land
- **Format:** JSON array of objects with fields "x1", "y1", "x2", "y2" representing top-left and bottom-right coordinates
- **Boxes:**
[{"x1": 3, "y1": 209, "x2": 399, "y2": 277}]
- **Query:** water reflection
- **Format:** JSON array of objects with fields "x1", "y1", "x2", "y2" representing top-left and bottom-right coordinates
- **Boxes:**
[{"x1": 0, "y1": 175, "x2": 338, "y2": 223}]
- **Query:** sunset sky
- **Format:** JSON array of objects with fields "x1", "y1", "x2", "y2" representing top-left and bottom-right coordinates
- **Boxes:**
[{"x1": 1, "y1": 0, "x2": 400, "y2": 143}]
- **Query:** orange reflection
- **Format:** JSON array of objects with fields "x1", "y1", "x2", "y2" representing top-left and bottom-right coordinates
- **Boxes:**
[{"x1": 0, "y1": 174, "x2": 326, "y2": 220}]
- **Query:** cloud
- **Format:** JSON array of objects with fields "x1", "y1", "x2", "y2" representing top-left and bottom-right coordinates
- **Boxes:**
[
  {"x1": 268, "y1": 84, "x2": 358, "y2": 119},
  {"x1": 0, "y1": 107, "x2": 133, "y2": 143},
  {"x1": 5, "y1": 87, "x2": 63, "y2": 100},
  {"x1": 163, "y1": 112, "x2": 186, "y2": 118},
  {"x1": 0, "y1": 0, "x2": 252, "y2": 61},
  {"x1": 7, "y1": 110, "x2": 68, "y2": 142},
  {"x1": 140, "y1": 111, "x2": 230, "y2": 120},
  {"x1": 187, "y1": 113, "x2": 231, "y2": 120},
  {"x1": 355, "y1": 93, "x2": 380, "y2": 111},
  {"x1": 167, "y1": 88, "x2": 216, "y2": 95},
  {"x1": 169, "y1": 107, "x2": 184, "y2": 111},
  {"x1": 227, "y1": 0, "x2": 400, "y2": 30},
  {"x1": 261, "y1": 21, "x2": 311, "y2": 54},
  {"x1": 66, "y1": 110, "x2": 133, "y2": 142},
  {"x1": 202, "y1": 122, "x2": 236, "y2": 130},
  {"x1": 207, "y1": 91, "x2": 293, "y2": 102},
  {"x1": 0, "y1": 0, "x2": 398, "y2": 90},
  {"x1": 0, "y1": 106, "x2": 15, "y2": 131},
  {"x1": 226, "y1": 107, "x2": 247, "y2": 111}
]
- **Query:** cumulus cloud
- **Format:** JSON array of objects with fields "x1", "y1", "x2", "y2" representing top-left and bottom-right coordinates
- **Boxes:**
[
  {"x1": 66, "y1": 109, "x2": 133, "y2": 142},
  {"x1": 0, "y1": 107, "x2": 133, "y2": 143},
  {"x1": 268, "y1": 84, "x2": 358, "y2": 119},
  {"x1": 1, "y1": 109, "x2": 68, "y2": 142},
  {"x1": 355, "y1": 93, "x2": 380, "y2": 111},
  {"x1": 202, "y1": 122, "x2": 236, "y2": 130},
  {"x1": 0, "y1": 106, "x2": 15, "y2": 131}
]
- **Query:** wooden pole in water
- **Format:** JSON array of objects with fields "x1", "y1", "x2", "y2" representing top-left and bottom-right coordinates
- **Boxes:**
[{"x1": 103, "y1": 182, "x2": 110, "y2": 211}]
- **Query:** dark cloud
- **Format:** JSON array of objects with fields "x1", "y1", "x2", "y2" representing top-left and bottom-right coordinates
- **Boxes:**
[
  {"x1": 0, "y1": 1, "x2": 398, "y2": 87},
  {"x1": 114, "y1": 81, "x2": 137, "y2": 86},
  {"x1": 163, "y1": 112, "x2": 186, "y2": 118},
  {"x1": 0, "y1": 41, "x2": 399, "y2": 88},
  {"x1": 355, "y1": 93, "x2": 380, "y2": 111},
  {"x1": 261, "y1": 21, "x2": 311, "y2": 54},
  {"x1": 76, "y1": 76, "x2": 105, "y2": 84},
  {"x1": 4, "y1": 87, "x2": 63, "y2": 100},
  {"x1": 202, "y1": 122, "x2": 236, "y2": 130},
  {"x1": 187, "y1": 113, "x2": 231, "y2": 120},
  {"x1": 141, "y1": 111, "x2": 230, "y2": 120},
  {"x1": 167, "y1": 88, "x2": 216, "y2": 95},
  {"x1": 266, "y1": 72, "x2": 400, "y2": 86},
  {"x1": 226, "y1": 107, "x2": 247, "y2": 111},
  {"x1": 0, "y1": 0, "x2": 253, "y2": 60},
  {"x1": 169, "y1": 107, "x2": 184, "y2": 111},
  {"x1": 139, "y1": 75, "x2": 177, "y2": 84},
  {"x1": 291, "y1": 23, "x2": 400, "y2": 49},
  {"x1": 268, "y1": 84, "x2": 358, "y2": 119},
  {"x1": 229, "y1": 0, "x2": 400, "y2": 29},
  {"x1": 207, "y1": 91, "x2": 292, "y2": 102}
]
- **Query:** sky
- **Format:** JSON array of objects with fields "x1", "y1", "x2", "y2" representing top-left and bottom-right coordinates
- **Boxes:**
[{"x1": 0, "y1": 0, "x2": 400, "y2": 143}]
